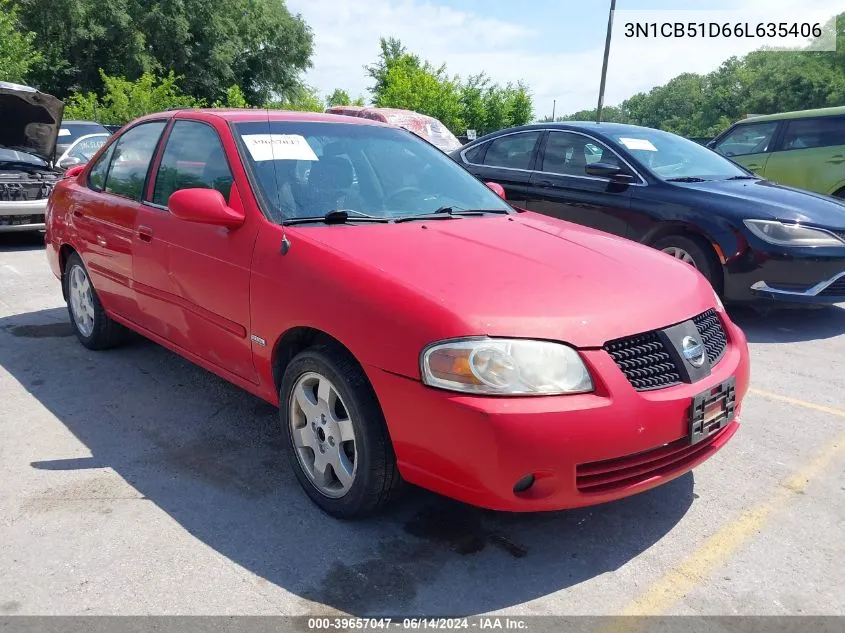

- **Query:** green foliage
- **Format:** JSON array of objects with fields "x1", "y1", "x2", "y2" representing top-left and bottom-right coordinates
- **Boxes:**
[
  {"x1": 326, "y1": 89, "x2": 351, "y2": 107},
  {"x1": 366, "y1": 38, "x2": 534, "y2": 135},
  {"x1": 213, "y1": 85, "x2": 249, "y2": 109},
  {"x1": 0, "y1": 0, "x2": 43, "y2": 82},
  {"x1": 266, "y1": 85, "x2": 325, "y2": 112},
  {"x1": 63, "y1": 70, "x2": 203, "y2": 124},
  {"x1": 13, "y1": 0, "x2": 313, "y2": 105},
  {"x1": 555, "y1": 12, "x2": 845, "y2": 138}
]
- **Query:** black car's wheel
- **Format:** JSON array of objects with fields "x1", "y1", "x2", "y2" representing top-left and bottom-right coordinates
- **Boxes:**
[
  {"x1": 63, "y1": 252, "x2": 126, "y2": 350},
  {"x1": 651, "y1": 235, "x2": 722, "y2": 291},
  {"x1": 280, "y1": 343, "x2": 403, "y2": 519}
]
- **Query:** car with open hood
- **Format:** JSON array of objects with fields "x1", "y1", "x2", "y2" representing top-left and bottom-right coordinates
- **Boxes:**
[
  {"x1": 0, "y1": 81, "x2": 65, "y2": 232},
  {"x1": 45, "y1": 109, "x2": 749, "y2": 518}
]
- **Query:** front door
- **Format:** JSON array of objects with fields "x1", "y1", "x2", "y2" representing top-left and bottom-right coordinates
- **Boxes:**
[
  {"x1": 133, "y1": 118, "x2": 259, "y2": 383},
  {"x1": 526, "y1": 131, "x2": 633, "y2": 237},
  {"x1": 712, "y1": 121, "x2": 780, "y2": 178}
]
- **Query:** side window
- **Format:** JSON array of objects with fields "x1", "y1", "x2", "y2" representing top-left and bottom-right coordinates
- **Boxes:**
[
  {"x1": 780, "y1": 117, "x2": 845, "y2": 151},
  {"x1": 714, "y1": 122, "x2": 778, "y2": 157},
  {"x1": 152, "y1": 121, "x2": 234, "y2": 206},
  {"x1": 463, "y1": 143, "x2": 486, "y2": 164},
  {"x1": 87, "y1": 143, "x2": 116, "y2": 191},
  {"x1": 104, "y1": 122, "x2": 167, "y2": 200},
  {"x1": 541, "y1": 132, "x2": 620, "y2": 176},
  {"x1": 481, "y1": 132, "x2": 541, "y2": 170}
]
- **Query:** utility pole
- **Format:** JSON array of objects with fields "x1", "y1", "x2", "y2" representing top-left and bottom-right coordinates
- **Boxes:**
[
  {"x1": 596, "y1": 0, "x2": 616, "y2": 123},
  {"x1": 552, "y1": 99, "x2": 556, "y2": 120}
]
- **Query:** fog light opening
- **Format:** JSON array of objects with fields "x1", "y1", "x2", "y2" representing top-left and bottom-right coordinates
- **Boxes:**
[{"x1": 512, "y1": 474, "x2": 535, "y2": 494}]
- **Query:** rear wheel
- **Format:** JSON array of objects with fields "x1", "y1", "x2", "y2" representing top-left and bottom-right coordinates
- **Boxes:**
[
  {"x1": 651, "y1": 234, "x2": 721, "y2": 292},
  {"x1": 63, "y1": 252, "x2": 126, "y2": 350},
  {"x1": 280, "y1": 344, "x2": 403, "y2": 518}
]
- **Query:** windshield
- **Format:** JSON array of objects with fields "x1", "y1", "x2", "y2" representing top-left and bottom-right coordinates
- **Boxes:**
[
  {"x1": 610, "y1": 128, "x2": 748, "y2": 181},
  {"x1": 59, "y1": 122, "x2": 109, "y2": 146},
  {"x1": 65, "y1": 134, "x2": 109, "y2": 162},
  {"x1": 233, "y1": 121, "x2": 511, "y2": 222},
  {"x1": 0, "y1": 147, "x2": 47, "y2": 167}
]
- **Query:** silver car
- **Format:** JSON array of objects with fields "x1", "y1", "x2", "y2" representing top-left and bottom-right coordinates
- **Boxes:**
[{"x1": 0, "y1": 81, "x2": 64, "y2": 233}]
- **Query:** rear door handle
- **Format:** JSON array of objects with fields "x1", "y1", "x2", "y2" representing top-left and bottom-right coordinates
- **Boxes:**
[
  {"x1": 137, "y1": 225, "x2": 153, "y2": 242},
  {"x1": 535, "y1": 180, "x2": 556, "y2": 188},
  {"x1": 826, "y1": 155, "x2": 845, "y2": 164}
]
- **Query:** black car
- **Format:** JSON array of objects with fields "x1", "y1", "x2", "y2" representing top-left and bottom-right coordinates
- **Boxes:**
[{"x1": 451, "y1": 122, "x2": 845, "y2": 305}]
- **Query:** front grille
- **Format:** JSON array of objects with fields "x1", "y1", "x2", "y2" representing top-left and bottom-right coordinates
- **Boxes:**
[
  {"x1": 605, "y1": 309, "x2": 728, "y2": 392},
  {"x1": 575, "y1": 423, "x2": 735, "y2": 494},
  {"x1": 604, "y1": 332, "x2": 681, "y2": 391},
  {"x1": 692, "y1": 309, "x2": 727, "y2": 365},
  {"x1": 820, "y1": 276, "x2": 845, "y2": 297},
  {"x1": 0, "y1": 214, "x2": 45, "y2": 226},
  {"x1": 0, "y1": 182, "x2": 54, "y2": 202}
]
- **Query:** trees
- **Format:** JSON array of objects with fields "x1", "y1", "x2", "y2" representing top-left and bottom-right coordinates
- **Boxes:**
[
  {"x1": 326, "y1": 89, "x2": 365, "y2": 107},
  {"x1": 365, "y1": 38, "x2": 534, "y2": 135},
  {"x1": 0, "y1": 0, "x2": 42, "y2": 82},
  {"x1": 13, "y1": 0, "x2": 313, "y2": 105}
]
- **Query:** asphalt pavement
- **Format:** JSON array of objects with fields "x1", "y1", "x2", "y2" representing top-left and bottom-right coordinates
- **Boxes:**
[{"x1": 1, "y1": 231, "x2": 843, "y2": 617}]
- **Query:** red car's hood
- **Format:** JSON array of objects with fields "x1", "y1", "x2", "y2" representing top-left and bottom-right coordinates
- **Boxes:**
[{"x1": 302, "y1": 212, "x2": 716, "y2": 348}]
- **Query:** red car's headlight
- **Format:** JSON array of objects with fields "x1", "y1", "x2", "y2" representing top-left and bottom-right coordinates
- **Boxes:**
[{"x1": 420, "y1": 338, "x2": 594, "y2": 396}]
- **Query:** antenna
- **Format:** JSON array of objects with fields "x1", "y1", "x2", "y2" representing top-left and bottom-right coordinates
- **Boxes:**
[{"x1": 265, "y1": 106, "x2": 291, "y2": 255}]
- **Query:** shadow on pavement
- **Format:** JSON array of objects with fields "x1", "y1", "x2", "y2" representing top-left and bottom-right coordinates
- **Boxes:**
[
  {"x1": 1, "y1": 307, "x2": 695, "y2": 616},
  {"x1": 728, "y1": 304, "x2": 845, "y2": 343},
  {"x1": 0, "y1": 232, "x2": 45, "y2": 253}
]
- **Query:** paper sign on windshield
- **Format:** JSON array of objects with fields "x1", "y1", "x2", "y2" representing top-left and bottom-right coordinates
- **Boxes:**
[
  {"x1": 58, "y1": 129, "x2": 71, "y2": 137},
  {"x1": 242, "y1": 134, "x2": 319, "y2": 162},
  {"x1": 619, "y1": 137, "x2": 657, "y2": 151}
]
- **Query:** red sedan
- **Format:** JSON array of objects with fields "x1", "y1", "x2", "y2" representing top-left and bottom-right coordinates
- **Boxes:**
[{"x1": 45, "y1": 109, "x2": 750, "y2": 518}]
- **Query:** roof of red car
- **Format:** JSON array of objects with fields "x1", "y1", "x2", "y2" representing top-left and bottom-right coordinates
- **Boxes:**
[{"x1": 133, "y1": 108, "x2": 390, "y2": 127}]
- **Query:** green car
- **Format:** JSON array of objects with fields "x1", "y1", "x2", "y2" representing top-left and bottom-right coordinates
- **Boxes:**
[{"x1": 709, "y1": 106, "x2": 845, "y2": 199}]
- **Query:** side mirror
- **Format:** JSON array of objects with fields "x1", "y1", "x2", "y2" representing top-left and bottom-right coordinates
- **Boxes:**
[
  {"x1": 168, "y1": 188, "x2": 245, "y2": 229},
  {"x1": 58, "y1": 156, "x2": 83, "y2": 169},
  {"x1": 585, "y1": 162, "x2": 634, "y2": 182},
  {"x1": 63, "y1": 165, "x2": 85, "y2": 179},
  {"x1": 485, "y1": 181, "x2": 506, "y2": 199}
]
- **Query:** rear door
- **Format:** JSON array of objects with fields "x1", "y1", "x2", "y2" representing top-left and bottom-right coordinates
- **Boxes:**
[
  {"x1": 71, "y1": 120, "x2": 167, "y2": 320},
  {"x1": 460, "y1": 130, "x2": 542, "y2": 208},
  {"x1": 711, "y1": 121, "x2": 780, "y2": 176},
  {"x1": 762, "y1": 116, "x2": 845, "y2": 195},
  {"x1": 526, "y1": 131, "x2": 634, "y2": 237}
]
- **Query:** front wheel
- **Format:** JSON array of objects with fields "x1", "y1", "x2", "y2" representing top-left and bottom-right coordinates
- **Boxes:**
[
  {"x1": 651, "y1": 234, "x2": 721, "y2": 293},
  {"x1": 279, "y1": 344, "x2": 403, "y2": 518}
]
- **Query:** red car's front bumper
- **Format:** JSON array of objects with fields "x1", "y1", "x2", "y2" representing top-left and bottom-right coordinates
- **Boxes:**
[{"x1": 368, "y1": 316, "x2": 749, "y2": 512}]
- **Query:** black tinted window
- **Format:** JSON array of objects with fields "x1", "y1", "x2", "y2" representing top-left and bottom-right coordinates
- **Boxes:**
[
  {"x1": 463, "y1": 143, "x2": 486, "y2": 163},
  {"x1": 714, "y1": 122, "x2": 778, "y2": 157},
  {"x1": 482, "y1": 132, "x2": 540, "y2": 169},
  {"x1": 542, "y1": 132, "x2": 619, "y2": 175},
  {"x1": 88, "y1": 143, "x2": 115, "y2": 191},
  {"x1": 781, "y1": 117, "x2": 845, "y2": 150},
  {"x1": 104, "y1": 122, "x2": 166, "y2": 200},
  {"x1": 152, "y1": 121, "x2": 234, "y2": 206}
]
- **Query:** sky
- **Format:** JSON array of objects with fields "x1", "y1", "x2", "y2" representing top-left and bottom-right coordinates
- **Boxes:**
[{"x1": 285, "y1": 0, "x2": 842, "y2": 123}]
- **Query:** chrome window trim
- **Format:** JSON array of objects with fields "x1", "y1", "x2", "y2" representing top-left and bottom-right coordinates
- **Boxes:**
[{"x1": 460, "y1": 128, "x2": 648, "y2": 186}]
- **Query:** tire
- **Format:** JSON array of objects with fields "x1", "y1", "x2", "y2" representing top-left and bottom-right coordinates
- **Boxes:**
[
  {"x1": 280, "y1": 343, "x2": 403, "y2": 519},
  {"x1": 651, "y1": 234, "x2": 721, "y2": 292},
  {"x1": 63, "y1": 252, "x2": 127, "y2": 350}
]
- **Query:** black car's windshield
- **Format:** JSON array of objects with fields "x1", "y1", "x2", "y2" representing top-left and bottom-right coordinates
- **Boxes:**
[
  {"x1": 233, "y1": 121, "x2": 512, "y2": 222},
  {"x1": 0, "y1": 147, "x2": 48, "y2": 167},
  {"x1": 610, "y1": 128, "x2": 748, "y2": 181}
]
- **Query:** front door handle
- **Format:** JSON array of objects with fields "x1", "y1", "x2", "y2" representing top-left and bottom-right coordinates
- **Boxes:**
[
  {"x1": 826, "y1": 155, "x2": 845, "y2": 164},
  {"x1": 535, "y1": 180, "x2": 556, "y2": 188},
  {"x1": 137, "y1": 225, "x2": 153, "y2": 242}
]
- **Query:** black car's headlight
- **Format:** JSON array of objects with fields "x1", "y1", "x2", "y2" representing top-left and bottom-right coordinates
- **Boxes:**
[
  {"x1": 420, "y1": 338, "x2": 593, "y2": 395},
  {"x1": 743, "y1": 220, "x2": 845, "y2": 247}
]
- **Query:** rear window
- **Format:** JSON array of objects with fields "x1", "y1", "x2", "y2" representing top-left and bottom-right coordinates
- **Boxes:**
[
  {"x1": 59, "y1": 122, "x2": 109, "y2": 145},
  {"x1": 780, "y1": 117, "x2": 845, "y2": 151}
]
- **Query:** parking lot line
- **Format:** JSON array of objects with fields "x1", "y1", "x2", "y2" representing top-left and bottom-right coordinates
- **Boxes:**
[
  {"x1": 749, "y1": 388, "x2": 845, "y2": 419},
  {"x1": 601, "y1": 395, "x2": 845, "y2": 626}
]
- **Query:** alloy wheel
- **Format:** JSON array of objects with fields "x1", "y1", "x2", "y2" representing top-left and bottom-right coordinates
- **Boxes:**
[
  {"x1": 662, "y1": 246, "x2": 698, "y2": 268},
  {"x1": 289, "y1": 372, "x2": 357, "y2": 498},
  {"x1": 68, "y1": 264, "x2": 96, "y2": 337}
]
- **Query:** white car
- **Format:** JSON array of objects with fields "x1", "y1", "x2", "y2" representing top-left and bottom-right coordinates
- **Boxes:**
[
  {"x1": 0, "y1": 81, "x2": 64, "y2": 233},
  {"x1": 55, "y1": 133, "x2": 110, "y2": 170}
]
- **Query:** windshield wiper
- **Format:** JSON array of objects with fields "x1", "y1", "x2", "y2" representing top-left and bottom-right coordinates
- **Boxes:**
[
  {"x1": 725, "y1": 175, "x2": 758, "y2": 180},
  {"x1": 281, "y1": 209, "x2": 391, "y2": 226},
  {"x1": 665, "y1": 176, "x2": 709, "y2": 182},
  {"x1": 433, "y1": 206, "x2": 510, "y2": 216}
]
